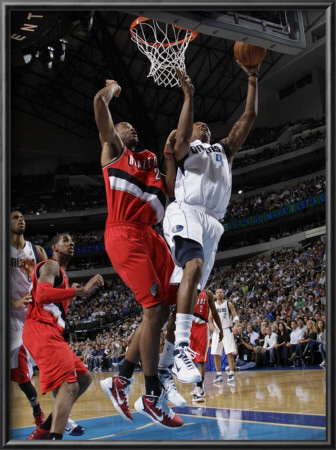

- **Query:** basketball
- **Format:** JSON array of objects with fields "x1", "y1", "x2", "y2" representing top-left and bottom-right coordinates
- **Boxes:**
[{"x1": 233, "y1": 41, "x2": 267, "y2": 68}]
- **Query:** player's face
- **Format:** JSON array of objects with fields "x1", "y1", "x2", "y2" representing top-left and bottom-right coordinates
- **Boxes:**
[
  {"x1": 215, "y1": 289, "x2": 224, "y2": 300},
  {"x1": 115, "y1": 122, "x2": 138, "y2": 149},
  {"x1": 54, "y1": 234, "x2": 75, "y2": 257},
  {"x1": 192, "y1": 122, "x2": 211, "y2": 143},
  {"x1": 11, "y1": 211, "x2": 25, "y2": 235}
]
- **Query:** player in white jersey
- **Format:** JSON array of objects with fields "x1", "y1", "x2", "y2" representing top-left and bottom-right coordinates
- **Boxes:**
[
  {"x1": 209, "y1": 288, "x2": 239, "y2": 383},
  {"x1": 164, "y1": 62, "x2": 260, "y2": 384},
  {"x1": 10, "y1": 211, "x2": 48, "y2": 427},
  {"x1": 10, "y1": 211, "x2": 85, "y2": 437}
]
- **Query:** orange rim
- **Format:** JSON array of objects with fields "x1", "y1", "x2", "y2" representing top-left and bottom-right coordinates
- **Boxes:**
[{"x1": 129, "y1": 16, "x2": 198, "y2": 48}]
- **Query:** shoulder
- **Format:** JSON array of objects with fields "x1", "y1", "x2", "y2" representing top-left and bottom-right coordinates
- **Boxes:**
[{"x1": 38, "y1": 259, "x2": 60, "y2": 276}]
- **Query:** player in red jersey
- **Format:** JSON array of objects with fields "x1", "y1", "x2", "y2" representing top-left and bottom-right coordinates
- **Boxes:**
[
  {"x1": 189, "y1": 289, "x2": 223, "y2": 401},
  {"x1": 22, "y1": 233, "x2": 104, "y2": 440},
  {"x1": 94, "y1": 79, "x2": 183, "y2": 429}
]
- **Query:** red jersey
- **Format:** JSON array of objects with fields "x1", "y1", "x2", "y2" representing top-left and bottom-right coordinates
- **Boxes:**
[
  {"x1": 193, "y1": 289, "x2": 209, "y2": 324},
  {"x1": 102, "y1": 146, "x2": 166, "y2": 226},
  {"x1": 26, "y1": 260, "x2": 71, "y2": 333}
]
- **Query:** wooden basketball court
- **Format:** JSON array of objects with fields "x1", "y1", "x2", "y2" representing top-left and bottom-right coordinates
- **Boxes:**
[{"x1": 10, "y1": 367, "x2": 326, "y2": 441}]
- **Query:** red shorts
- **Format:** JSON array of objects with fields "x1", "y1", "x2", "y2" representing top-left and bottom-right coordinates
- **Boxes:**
[
  {"x1": 22, "y1": 320, "x2": 87, "y2": 395},
  {"x1": 11, "y1": 344, "x2": 32, "y2": 384},
  {"x1": 190, "y1": 322, "x2": 210, "y2": 363},
  {"x1": 105, "y1": 222, "x2": 177, "y2": 308}
]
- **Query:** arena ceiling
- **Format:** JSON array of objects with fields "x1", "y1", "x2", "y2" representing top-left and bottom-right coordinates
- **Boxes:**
[{"x1": 10, "y1": 9, "x2": 326, "y2": 155}]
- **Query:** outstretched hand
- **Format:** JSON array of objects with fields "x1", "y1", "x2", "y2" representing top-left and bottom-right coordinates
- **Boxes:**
[
  {"x1": 175, "y1": 67, "x2": 194, "y2": 96},
  {"x1": 83, "y1": 274, "x2": 104, "y2": 294},
  {"x1": 236, "y1": 60, "x2": 260, "y2": 76},
  {"x1": 105, "y1": 79, "x2": 121, "y2": 98}
]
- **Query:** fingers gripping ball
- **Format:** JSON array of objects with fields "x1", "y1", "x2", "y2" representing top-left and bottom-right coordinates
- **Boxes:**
[{"x1": 233, "y1": 41, "x2": 267, "y2": 68}]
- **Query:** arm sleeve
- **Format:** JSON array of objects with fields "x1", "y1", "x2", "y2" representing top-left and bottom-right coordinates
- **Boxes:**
[{"x1": 35, "y1": 281, "x2": 76, "y2": 305}]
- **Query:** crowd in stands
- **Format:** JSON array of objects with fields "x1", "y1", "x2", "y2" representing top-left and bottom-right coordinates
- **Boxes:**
[
  {"x1": 63, "y1": 238, "x2": 326, "y2": 372},
  {"x1": 232, "y1": 128, "x2": 325, "y2": 169},
  {"x1": 225, "y1": 175, "x2": 325, "y2": 222}
]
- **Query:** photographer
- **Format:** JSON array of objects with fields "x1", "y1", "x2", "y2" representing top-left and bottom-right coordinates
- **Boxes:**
[{"x1": 234, "y1": 334, "x2": 257, "y2": 371}]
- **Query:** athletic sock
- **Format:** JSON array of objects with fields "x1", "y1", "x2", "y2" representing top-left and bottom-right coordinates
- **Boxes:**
[
  {"x1": 158, "y1": 340, "x2": 174, "y2": 370},
  {"x1": 119, "y1": 359, "x2": 136, "y2": 379},
  {"x1": 145, "y1": 375, "x2": 161, "y2": 397},
  {"x1": 48, "y1": 432, "x2": 62, "y2": 440},
  {"x1": 32, "y1": 402, "x2": 42, "y2": 417},
  {"x1": 197, "y1": 377, "x2": 204, "y2": 389},
  {"x1": 175, "y1": 313, "x2": 193, "y2": 347},
  {"x1": 40, "y1": 413, "x2": 52, "y2": 430}
]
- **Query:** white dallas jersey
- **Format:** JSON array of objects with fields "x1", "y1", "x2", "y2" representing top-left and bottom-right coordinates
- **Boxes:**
[
  {"x1": 175, "y1": 139, "x2": 232, "y2": 220},
  {"x1": 214, "y1": 300, "x2": 232, "y2": 330},
  {"x1": 10, "y1": 241, "x2": 37, "y2": 320}
]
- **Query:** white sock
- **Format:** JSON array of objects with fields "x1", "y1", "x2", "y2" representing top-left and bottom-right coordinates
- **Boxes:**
[
  {"x1": 217, "y1": 371, "x2": 222, "y2": 376},
  {"x1": 158, "y1": 340, "x2": 175, "y2": 369},
  {"x1": 174, "y1": 313, "x2": 193, "y2": 347}
]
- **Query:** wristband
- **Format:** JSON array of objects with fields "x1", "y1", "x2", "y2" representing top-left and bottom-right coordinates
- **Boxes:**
[
  {"x1": 164, "y1": 152, "x2": 174, "y2": 160},
  {"x1": 233, "y1": 315, "x2": 239, "y2": 323},
  {"x1": 247, "y1": 72, "x2": 258, "y2": 78}
]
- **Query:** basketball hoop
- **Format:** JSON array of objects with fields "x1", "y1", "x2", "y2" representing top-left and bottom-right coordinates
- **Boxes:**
[{"x1": 130, "y1": 16, "x2": 198, "y2": 88}]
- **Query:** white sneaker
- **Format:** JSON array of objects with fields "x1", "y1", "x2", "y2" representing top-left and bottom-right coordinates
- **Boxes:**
[
  {"x1": 158, "y1": 368, "x2": 186, "y2": 407},
  {"x1": 225, "y1": 366, "x2": 231, "y2": 374},
  {"x1": 227, "y1": 374, "x2": 236, "y2": 383},
  {"x1": 64, "y1": 418, "x2": 85, "y2": 436},
  {"x1": 213, "y1": 374, "x2": 224, "y2": 383},
  {"x1": 172, "y1": 344, "x2": 202, "y2": 383},
  {"x1": 192, "y1": 386, "x2": 205, "y2": 402}
]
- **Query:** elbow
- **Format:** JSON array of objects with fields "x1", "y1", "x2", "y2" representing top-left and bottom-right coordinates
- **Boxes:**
[{"x1": 245, "y1": 110, "x2": 257, "y2": 122}]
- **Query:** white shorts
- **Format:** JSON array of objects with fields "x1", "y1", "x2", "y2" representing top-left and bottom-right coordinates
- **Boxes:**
[
  {"x1": 10, "y1": 309, "x2": 35, "y2": 371},
  {"x1": 163, "y1": 201, "x2": 224, "y2": 291},
  {"x1": 211, "y1": 328, "x2": 236, "y2": 356}
]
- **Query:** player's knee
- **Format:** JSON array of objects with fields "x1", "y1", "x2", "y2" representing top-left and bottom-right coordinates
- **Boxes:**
[
  {"x1": 143, "y1": 301, "x2": 168, "y2": 327},
  {"x1": 65, "y1": 381, "x2": 79, "y2": 400},
  {"x1": 79, "y1": 371, "x2": 92, "y2": 390}
]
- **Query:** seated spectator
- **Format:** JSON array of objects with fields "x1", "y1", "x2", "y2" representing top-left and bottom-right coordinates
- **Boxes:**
[
  {"x1": 234, "y1": 335, "x2": 257, "y2": 371},
  {"x1": 261, "y1": 326, "x2": 278, "y2": 366},
  {"x1": 274, "y1": 321, "x2": 290, "y2": 366},
  {"x1": 308, "y1": 319, "x2": 326, "y2": 365},
  {"x1": 286, "y1": 320, "x2": 305, "y2": 366},
  {"x1": 296, "y1": 319, "x2": 317, "y2": 364}
]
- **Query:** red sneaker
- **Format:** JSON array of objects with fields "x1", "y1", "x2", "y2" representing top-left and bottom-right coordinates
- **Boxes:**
[
  {"x1": 34, "y1": 410, "x2": 46, "y2": 427},
  {"x1": 27, "y1": 427, "x2": 49, "y2": 440},
  {"x1": 134, "y1": 391, "x2": 184, "y2": 428},
  {"x1": 100, "y1": 376, "x2": 134, "y2": 422}
]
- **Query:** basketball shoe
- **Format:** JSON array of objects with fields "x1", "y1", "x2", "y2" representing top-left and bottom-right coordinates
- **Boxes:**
[
  {"x1": 192, "y1": 386, "x2": 205, "y2": 402},
  {"x1": 64, "y1": 418, "x2": 85, "y2": 436},
  {"x1": 172, "y1": 344, "x2": 202, "y2": 383},
  {"x1": 134, "y1": 391, "x2": 184, "y2": 428},
  {"x1": 34, "y1": 410, "x2": 45, "y2": 427},
  {"x1": 227, "y1": 374, "x2": 236, "y2": 383},
  {"x1": 213, "y1": 374, "x2": 224, "y2": 383},
  {"x1": 27, "y1": 427, "x2": 49, "y2": 440},
  {"x1": 100, "y1": 376, "x2": 134, "y2": 422},
  {"x1": 158, "y1": 368, "x2": 186, "y2": 407}
]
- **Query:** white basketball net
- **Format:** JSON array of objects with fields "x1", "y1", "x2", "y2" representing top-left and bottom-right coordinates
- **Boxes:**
[{"x1": 130, "y1": 18, "x2": 197, "y2": 88}]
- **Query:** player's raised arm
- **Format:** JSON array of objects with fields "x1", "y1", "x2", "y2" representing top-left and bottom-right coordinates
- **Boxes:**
[
  {"x1": 174, "y1": 67, "x2": 195, "y2": 161},
  {"x1": 93, "y1": 79, "x2": 124, "y2": 165},
  {"x1": 162, "y1": 129, "x2": 177, "y2": 197},
  {"x1": 221, "y1": 62, "x2": 260, "y2": 165}
]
